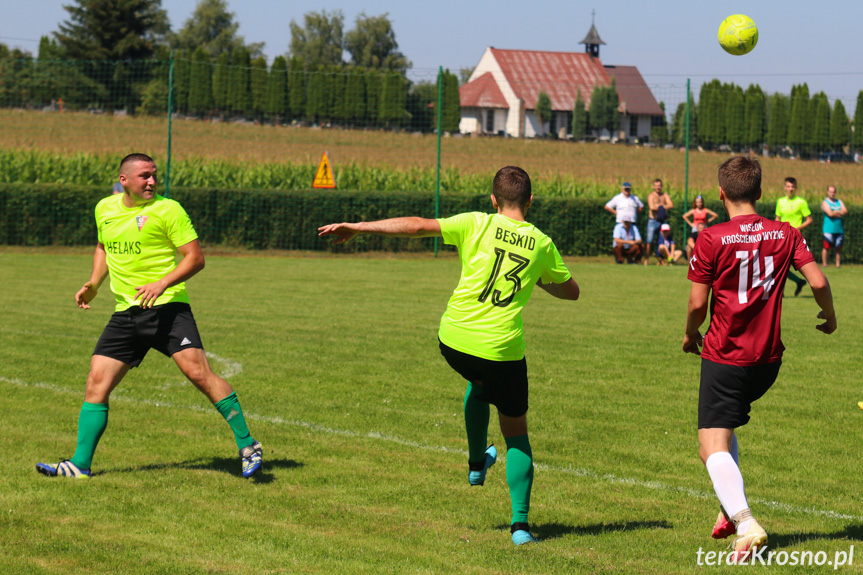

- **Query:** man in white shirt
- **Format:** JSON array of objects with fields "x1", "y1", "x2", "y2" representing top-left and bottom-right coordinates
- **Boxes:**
[{"x1": 605, "y1": 182, "x2": 644, "y2": 224}]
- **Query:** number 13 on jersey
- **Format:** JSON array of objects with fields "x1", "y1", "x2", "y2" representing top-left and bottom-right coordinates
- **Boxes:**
[{"x1": 736, "y1": 249, "x2": 775, "y2": 304}]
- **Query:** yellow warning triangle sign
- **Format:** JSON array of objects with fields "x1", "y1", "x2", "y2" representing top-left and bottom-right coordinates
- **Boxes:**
[{"x1": 312, "y1": 152, "x2": 336, "y2": 189}]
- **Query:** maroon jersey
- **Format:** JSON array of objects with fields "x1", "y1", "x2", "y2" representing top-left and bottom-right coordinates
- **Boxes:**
[{"x1": 688, "y1": 214, "x2": 814, "y2": 366}]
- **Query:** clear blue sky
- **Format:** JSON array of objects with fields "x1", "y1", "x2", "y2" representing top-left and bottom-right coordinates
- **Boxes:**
[{"x1": 3, "y1": 0, "x2": 863, "y2": 113}]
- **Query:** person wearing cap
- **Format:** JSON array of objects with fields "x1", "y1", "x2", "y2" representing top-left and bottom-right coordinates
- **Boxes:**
[
  {"x1": 644, "y1": 179, "x2": 675, "y2": 265},
  {"x1": 604, "y1": 182, "x2": 644, "y2": 225},
  {"x1": 612, "y1": 218, "x2": 643, "y2": 264},
  {"x1": 655, "y1": 223, "x2": 683, "y2": 265}
]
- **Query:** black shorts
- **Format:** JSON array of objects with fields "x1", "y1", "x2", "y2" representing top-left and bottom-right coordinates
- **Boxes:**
[
  {"x1": 698, "y1": 358, "x2": 781, "y2": 429},
  {"x1": 439, "y1": 340, "x2": 528, "y2": 417},
  {"x1": 93, "y1": 303, "x2": 204, "y2": 368}
]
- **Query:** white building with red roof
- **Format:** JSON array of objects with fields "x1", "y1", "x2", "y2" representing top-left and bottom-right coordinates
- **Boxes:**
[{"x1": 458, "y1": 23, "x2": 664, "y2": 141}]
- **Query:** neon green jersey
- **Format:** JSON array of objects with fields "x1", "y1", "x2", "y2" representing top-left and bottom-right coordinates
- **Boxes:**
[
  {"x1": 775, "y1": 196, "x2": 811, "y2": 227},
  {"x1": 438, "y1": 212, "x2": 571, "y2": 361},
  {"x1": 95, "y1": 193, "x2": 199, "y2": 312}
]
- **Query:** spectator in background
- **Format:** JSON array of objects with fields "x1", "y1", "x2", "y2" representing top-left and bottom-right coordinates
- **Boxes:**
[
  {"x1": 775, "y1": 177, "x2": 811, "y2": 296},
  {"x1": 612, "y1": 219, "x2": 643, "y2": 264},
  {"x1": 644, "y1": 179, "x2": 674, "y2": 265},
  {"x1": 605, "y1": 182, "x2": 644, "y2": 225},
  {"x1": 821, "y1": 186, "x2": 847, "y2": 268},
  {"x1": 655, "y1": 223, "x2": 683, "y2": 265},
  {"x1": 112, "y1": 182, "x2": 123, "y2": 195},
  {"x1": 683, "y1": 195, "x2": 719, "y2": 262},
  {"x1": 687, "y1": 222, "x2": 707, "y2": 262}
]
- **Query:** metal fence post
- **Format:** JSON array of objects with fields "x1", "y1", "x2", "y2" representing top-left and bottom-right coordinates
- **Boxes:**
[
  {"x1": 434, "y1": 66, "x2": 443, "y2": 257},
  {"x1": 165, "y1": 51, "x2": 174, "y2": 198},
  {"x1": 684, "y1": 78, "x2": 690, "y2": 215}
]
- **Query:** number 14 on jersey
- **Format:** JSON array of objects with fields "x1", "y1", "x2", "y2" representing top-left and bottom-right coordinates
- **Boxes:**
[{"x1": 736, "y1": 249, "x2": 775, "y2": 304}]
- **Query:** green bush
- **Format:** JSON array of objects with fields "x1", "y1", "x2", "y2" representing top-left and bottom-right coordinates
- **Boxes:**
[{"x1": 1, "y1": 183, "x2": 860, "y2": 263}]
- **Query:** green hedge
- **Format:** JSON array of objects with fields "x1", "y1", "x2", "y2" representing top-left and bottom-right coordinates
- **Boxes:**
[{"x1": 1, "y1": 183, "x2": 860, "y2": 262}]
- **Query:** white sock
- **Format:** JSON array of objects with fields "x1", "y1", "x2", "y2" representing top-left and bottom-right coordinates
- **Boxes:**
[{"x1": 705, "y1": 452, "x2": 749, "y2": 525}]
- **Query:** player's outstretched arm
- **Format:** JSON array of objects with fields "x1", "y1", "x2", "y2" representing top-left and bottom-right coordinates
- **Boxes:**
[
  {"x1": 133, "y1": 239, "x2": 205, "y2": 309},
  {"x1": 683, "y1": 282, "x2": 710, "y2": 354},
  {"x1": 318, "y1": 217, "x2": 442, "y2": 244},
  {"x1": 537, "y1": 277, "x2": 579, "y2": 300},
  {"x1": 76, "y1": 242, "x2": 109, "y2": 309},
  {"x1": 798, "y1": 261, "x2": 837, "y2": 334}
]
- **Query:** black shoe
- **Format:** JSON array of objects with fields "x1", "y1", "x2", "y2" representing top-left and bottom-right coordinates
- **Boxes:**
[{"x1": 794, "y1": 281, "x2": 805, "y2": 297}]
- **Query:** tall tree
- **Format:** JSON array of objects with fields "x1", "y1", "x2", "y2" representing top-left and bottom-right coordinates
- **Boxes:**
[
  {"x1": 605, "y1": 78, "x2": 620, "y2": 135},
  {"x1": 187, "y1": 46, "x2": 213, "y2": 116},
  {"x1": 787, "y1": 83, "x2": 810, "y2": 153},
  {"x1": 344, "y1": 66, "x2": 366, "y2": 123},
  {"x1": 364, "y1": 68, "x2": 382, "y2": 124},
  {"x1": 436, "y1": 69, "x2": 460, "y2": 133},
  {"x1": 571, "y1": 90, "x2": 587, "y2": 140},
  {"x1": 379, "y1": 70, "x2": 407, "y2": 126},
  {"x1": 250, "y1": 56, "x2": 268, "y2": 118},
  {"x1": 172, "y1": 50, "x2": 191, "y2": 113},
  {"x1": 344, "y1": 13, "x2": 410, "y2": 72},
  {"x1": 766, "y1": 93, "x2": 788, "y2": 149},
  {"x1": 266, "y1": 55, "x2": 288, "y2": 122},
  {"x1": 170, "y1": 0, "x2": 262, "y2": 59},
  {"x1": 54, "y1": 0, "x2": 170, "y2": 111},
  {"x1": 726, "y1": 85, "x2": 745, "y2": 149},
  {"x1": 289, "y1": 10, "x2": 344, "y2": 69},
  {"x1": 228, "y1": 47, "x2": 251, "y2": 116},
  {"x1": 853, "y1": 91, "x2": 863, "y2": 151},
  {"x1": 406, "y1": 80, "x2": 435, "y2": 131},
  {"x1": 810, "y1": 92, "x2": 831, "y2": 152},
  {"x1": 288, "y1": 56, "x2": 306, "y2": 119},
  {"x1": 650, "y1": 102, "x2": 667, "y2": 145},
  {"x1": 830, "y1": 99, "x2": 851, "y2": 150},
  {"x1": 743, "y1": 84, "x2": 766, "y2": 148},
  {"x1": 212, "y1": 51, "x2": 229, "y2": 112},
  {"x1": 331, "y1": 66, "x2": 348, "y2": 123},
  {"x1": 535, "y1": 91, "x2": 552, "y2": 135},
  {"x1": 305, "y1": 65, "x2": 327, "y2": 121}
]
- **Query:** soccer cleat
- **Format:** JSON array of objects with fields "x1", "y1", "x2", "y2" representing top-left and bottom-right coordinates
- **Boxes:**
[
  {"x1": 36, "y1": 460, "x2": 91, "y2": 478},
  {"x1": 729, "y1": 519, "x2": 767, "y2": 564},
  {"x1": 511, "y1": 523, "x2": 538, "y2": 545},
  {"x1": 794, "y1": 281, "x2": 804, "y2": 297},
  {"x1": 240, "y1": 441, "x2": 263, "y2": 478},
  {"x1": 857, "y1": 401, "x2": 863, "y2": 410},
  {"x1": 468, "y1": 445, "x2": 497, "y2": 486},
  {"x1": 711, "y1": 510, "x2": 735, "y2": 539}
]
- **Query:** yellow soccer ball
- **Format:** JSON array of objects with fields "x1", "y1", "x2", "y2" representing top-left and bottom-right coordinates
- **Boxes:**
[{"x1": 718, "y1": 14, "x2": 758, "y2": 56}]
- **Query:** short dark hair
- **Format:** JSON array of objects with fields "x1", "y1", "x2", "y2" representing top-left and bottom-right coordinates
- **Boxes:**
[
  {"x1": 718, "y1": 156, "x2": 761, "y2": 204},
  {"x1": 492, "y1": 166, "x2": 531, "y2": 209},
  {"x1": 119, "y1": 153, "x2": 155, "y2": 175},
  {"x1": 654, "y1": 178, "x2": 662, "y2": 184},
  {"x1": 785, "y1": 176, "x2": 797, "y2": 187}
]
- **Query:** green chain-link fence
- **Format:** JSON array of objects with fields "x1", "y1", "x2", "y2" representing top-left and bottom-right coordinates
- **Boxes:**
[{"x1": 1, "y1": 53, "x2": 861, "y2": 260}]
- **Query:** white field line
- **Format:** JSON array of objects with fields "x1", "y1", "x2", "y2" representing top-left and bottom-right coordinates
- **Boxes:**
[{"x1": 5, "y1": 375, "x2": 861, "y2": 523}]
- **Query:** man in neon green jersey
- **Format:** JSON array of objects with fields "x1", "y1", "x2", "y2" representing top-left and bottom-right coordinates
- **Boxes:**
[
  {"x1": 36, "y1": 153, "x2": 262, "y2": 479},
  {"x1": 775, "y1": 177, "x2": 812, "y2": 296},
  {"x1": 319, "y1": 166, "x2": 580, "y2": 545}
]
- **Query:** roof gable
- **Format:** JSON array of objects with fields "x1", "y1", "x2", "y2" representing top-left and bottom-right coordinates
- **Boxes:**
[{"x1": 459, "y1": 72, "x2": 509, "y2": 109}]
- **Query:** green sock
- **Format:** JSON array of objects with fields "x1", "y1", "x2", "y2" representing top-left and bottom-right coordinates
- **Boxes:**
[
  {"x1": 464, "y1": 382, "x2": 489, "y2": 463},
  {"x1": 214, "y1": 391, "x2": 254, "y2": 450},
  {"x1": 788, "y1": 271, "x2": 805, "y2": 285},
  {"x1": 69, "y1": 402, "x2": 108, "y2": 470},
  {"x1": 505, "y1": 434, "x2": 534, "y2": 525}
]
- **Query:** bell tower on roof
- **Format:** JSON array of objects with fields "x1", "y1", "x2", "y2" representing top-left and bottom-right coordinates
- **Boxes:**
[{"x1": 579, "y1": 10, "x2": 606, "y2": 59}]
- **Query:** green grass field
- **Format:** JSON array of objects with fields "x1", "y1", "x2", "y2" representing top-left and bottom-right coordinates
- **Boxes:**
[{"x1": 1, "y1": 249, "x2": 862, "y2": 574}]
